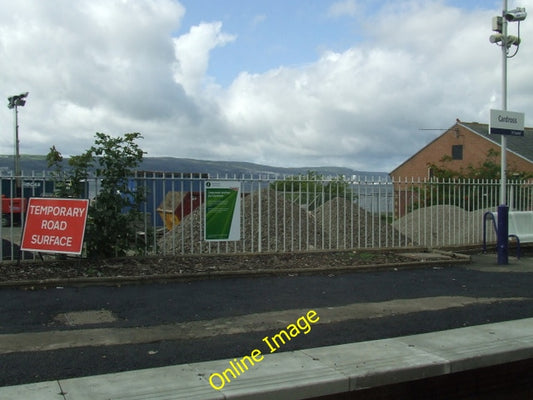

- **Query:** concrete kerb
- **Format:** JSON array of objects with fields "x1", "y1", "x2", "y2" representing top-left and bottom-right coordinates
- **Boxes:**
[
  {"x1": 2, "y1": 317, "x2": 533, "y2": 399},
  {"x1": 0, "y1": 251, "x2": 471, "y2": 289}
]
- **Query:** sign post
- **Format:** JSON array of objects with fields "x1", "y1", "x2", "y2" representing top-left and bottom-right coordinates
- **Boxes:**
[
  {"x1": 205, "y1": 181, "x2": 241, "y2": 241},
  {"x1": 21, "y1": 198, "x2": 89, "y2": 255},
  {"x1": 489, "y1": 109, "x2": 525, "y2": 265}
]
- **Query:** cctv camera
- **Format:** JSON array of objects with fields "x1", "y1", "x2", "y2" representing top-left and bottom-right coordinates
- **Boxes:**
[
  {"x1": 505, "y1": 7, "x2": 527, "y2": 22},
  {"x1": 507, "y1": 35, "x2": 521, "y2": 46},
  {"x1": 490, "y1": 33, "x2": 503, "y2": 43},
  {"x1": 489, "y1": 33, "x2": 520, "y2": 47}
]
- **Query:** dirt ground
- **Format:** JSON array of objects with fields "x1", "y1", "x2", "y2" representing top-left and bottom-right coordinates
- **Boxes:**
[{"x1": 0, "y1": 250, "x2": 419, "y2": 284}]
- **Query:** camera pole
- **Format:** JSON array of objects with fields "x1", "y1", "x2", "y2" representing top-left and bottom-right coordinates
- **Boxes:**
[{"x1": 498, "y1": 0, "x2": 509, "y2": 265}]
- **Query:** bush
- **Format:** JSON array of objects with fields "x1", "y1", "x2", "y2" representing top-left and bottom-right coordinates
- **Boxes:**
[{"x1": 47, "y1": 132, "x2": 145, "y2": 258}]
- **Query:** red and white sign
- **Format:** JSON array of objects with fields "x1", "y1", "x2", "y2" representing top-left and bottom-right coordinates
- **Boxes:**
[{"x1": 21, "y1": 198, "x2": 89, "y2": 255}]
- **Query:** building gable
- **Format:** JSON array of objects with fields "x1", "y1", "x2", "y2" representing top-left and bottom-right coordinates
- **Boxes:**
[{"x1": 390, "y1": 121, "x2": 533, "y2": 179}]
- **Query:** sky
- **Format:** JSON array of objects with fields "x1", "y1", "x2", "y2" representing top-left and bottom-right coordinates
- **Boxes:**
[{"x1": 1, "y1": 0, "x2": 532, "y2": 173}]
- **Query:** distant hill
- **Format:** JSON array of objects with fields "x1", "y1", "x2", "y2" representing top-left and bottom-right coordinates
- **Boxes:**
[{"x1": 0, "y1": 155, "x2": 388, "y2": 179}]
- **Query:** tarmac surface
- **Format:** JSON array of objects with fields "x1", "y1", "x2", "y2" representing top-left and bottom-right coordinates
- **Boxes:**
[{"x1": 1, "y1": 251, "x2": 533, "y2": 391}]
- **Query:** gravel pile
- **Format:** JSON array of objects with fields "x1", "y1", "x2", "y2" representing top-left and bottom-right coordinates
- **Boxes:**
[
  {"x1": 314, "y1": 197, "x2": 402, "y2": 248},
  {"x1": 392, "y1": 204, "x2": 495, "y2": 246},
  {"x1": 158, "y1": 189, "x2": 323, "y2": 254},
  {"x1": 157, "y1": 190, "x2": 401, "y2": 254}
]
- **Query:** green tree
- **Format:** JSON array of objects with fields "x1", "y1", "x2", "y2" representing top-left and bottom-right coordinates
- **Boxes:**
[
  {"x1": 271, "y1": 171, "x2": 353, "y2": 210},
  {"x1": 427, "y1": 148, "x2": 502, "y2": 180},
  {"x1": 47, "y1": 145, "x2": 93, "y2": 198},
  {"x1": 419, "y1": 149, "x2": 532, "y2": 211},
  {"x1": 47, "y1": 132, "x2": 145, "y2": 258}
]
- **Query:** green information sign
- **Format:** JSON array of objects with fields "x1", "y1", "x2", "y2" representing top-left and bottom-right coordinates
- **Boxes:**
[{"x1": 205, "y1": 181, "x2": 241, "y2": 241}]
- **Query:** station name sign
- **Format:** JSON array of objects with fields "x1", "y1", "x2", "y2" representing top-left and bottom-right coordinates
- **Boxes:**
[
  {"x1": 21, "y1": 198, "x2": 89, "y2": 255},
  {"x1": 490, "y1": 109, "x2": 525, "y2": 136}
]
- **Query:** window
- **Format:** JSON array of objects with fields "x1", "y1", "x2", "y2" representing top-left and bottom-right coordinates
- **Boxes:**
[{"x1": 451, "y1": 145, "x2": 463, "y2": 160}]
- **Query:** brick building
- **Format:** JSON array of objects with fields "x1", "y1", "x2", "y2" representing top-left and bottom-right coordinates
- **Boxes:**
[
  {"x1": 390, "y1": 120, "x2": 533, "y2": 179},
  {"x1": 390, "y1": 120, "x2": 533, "y2": 216}
]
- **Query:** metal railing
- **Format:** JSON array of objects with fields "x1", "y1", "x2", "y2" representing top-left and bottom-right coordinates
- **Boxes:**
[{"x1": 1, "y1": 172, "x2": 532, "y2": 260}]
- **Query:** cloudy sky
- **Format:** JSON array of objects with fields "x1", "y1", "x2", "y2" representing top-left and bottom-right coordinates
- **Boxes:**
[{"x1": 1, "y1": 0, "x2": 532, "y2": 172}]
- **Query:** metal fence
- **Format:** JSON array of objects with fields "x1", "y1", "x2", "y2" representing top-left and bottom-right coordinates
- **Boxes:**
[{"x1": 1, "y1": 172, "x2": 532, "y2": 261}]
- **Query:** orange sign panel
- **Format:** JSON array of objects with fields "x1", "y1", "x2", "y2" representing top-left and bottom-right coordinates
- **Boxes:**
[{"x1": 21, "y1": 198, "x2": 89, "y2": 255}]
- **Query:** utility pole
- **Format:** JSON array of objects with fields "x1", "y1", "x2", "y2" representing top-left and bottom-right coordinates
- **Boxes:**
[{"x1": 489, "y1": 2, "x2": 527, "y2": 264}]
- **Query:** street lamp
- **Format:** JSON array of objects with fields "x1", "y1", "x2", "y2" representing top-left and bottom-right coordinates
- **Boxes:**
[
  {"x1": 7, "y1": 92, "x2": 29, "y2": 196},
  {"x1": 490, "y1": 2, "x2": 526, "y2": 264},
  {"x1": 7, "y1": 92, "x2": 28, "y2": 196}
]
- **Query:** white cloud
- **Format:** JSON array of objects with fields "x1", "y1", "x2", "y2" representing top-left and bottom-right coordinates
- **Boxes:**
[
  {"x1": 251, "y1": 14, "x2": 267, "y2": 27},
  {"x1": 0, "y1": 0, "x2": 190, "y2": 154},
  {"x1": 204, "y1": 1, "x2": 515, "y2": 171},
  {"x1": 327, "y1": 0, "x2": 360, "y2": 18},
  {"x1": 2, "y1": 0, "x2": 530, "y2": 173},
  {"x1": 173, "y1": 22, "x2": 236, "y2": 95}
]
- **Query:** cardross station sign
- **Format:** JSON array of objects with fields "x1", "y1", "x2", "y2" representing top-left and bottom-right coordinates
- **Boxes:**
[
  {"x1": 21, "y1": 198, "x2": 89, "y2": 255},
  {"x1": 490, "y1": 109, "x2": 525, "y2": 136}
]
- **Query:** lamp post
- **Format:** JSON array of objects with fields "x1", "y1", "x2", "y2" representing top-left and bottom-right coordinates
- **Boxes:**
[
  {"x1": 7, "y1": 92, "x2": 28, "y2": 196},
  {"x1": 490, "y1": 2, "x2": 526, "y2": 264}
]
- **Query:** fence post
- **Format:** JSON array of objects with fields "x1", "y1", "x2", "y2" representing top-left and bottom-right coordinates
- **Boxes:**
[{"x1": 258, "y1": 180, "x2": 262, "y2": 253}]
